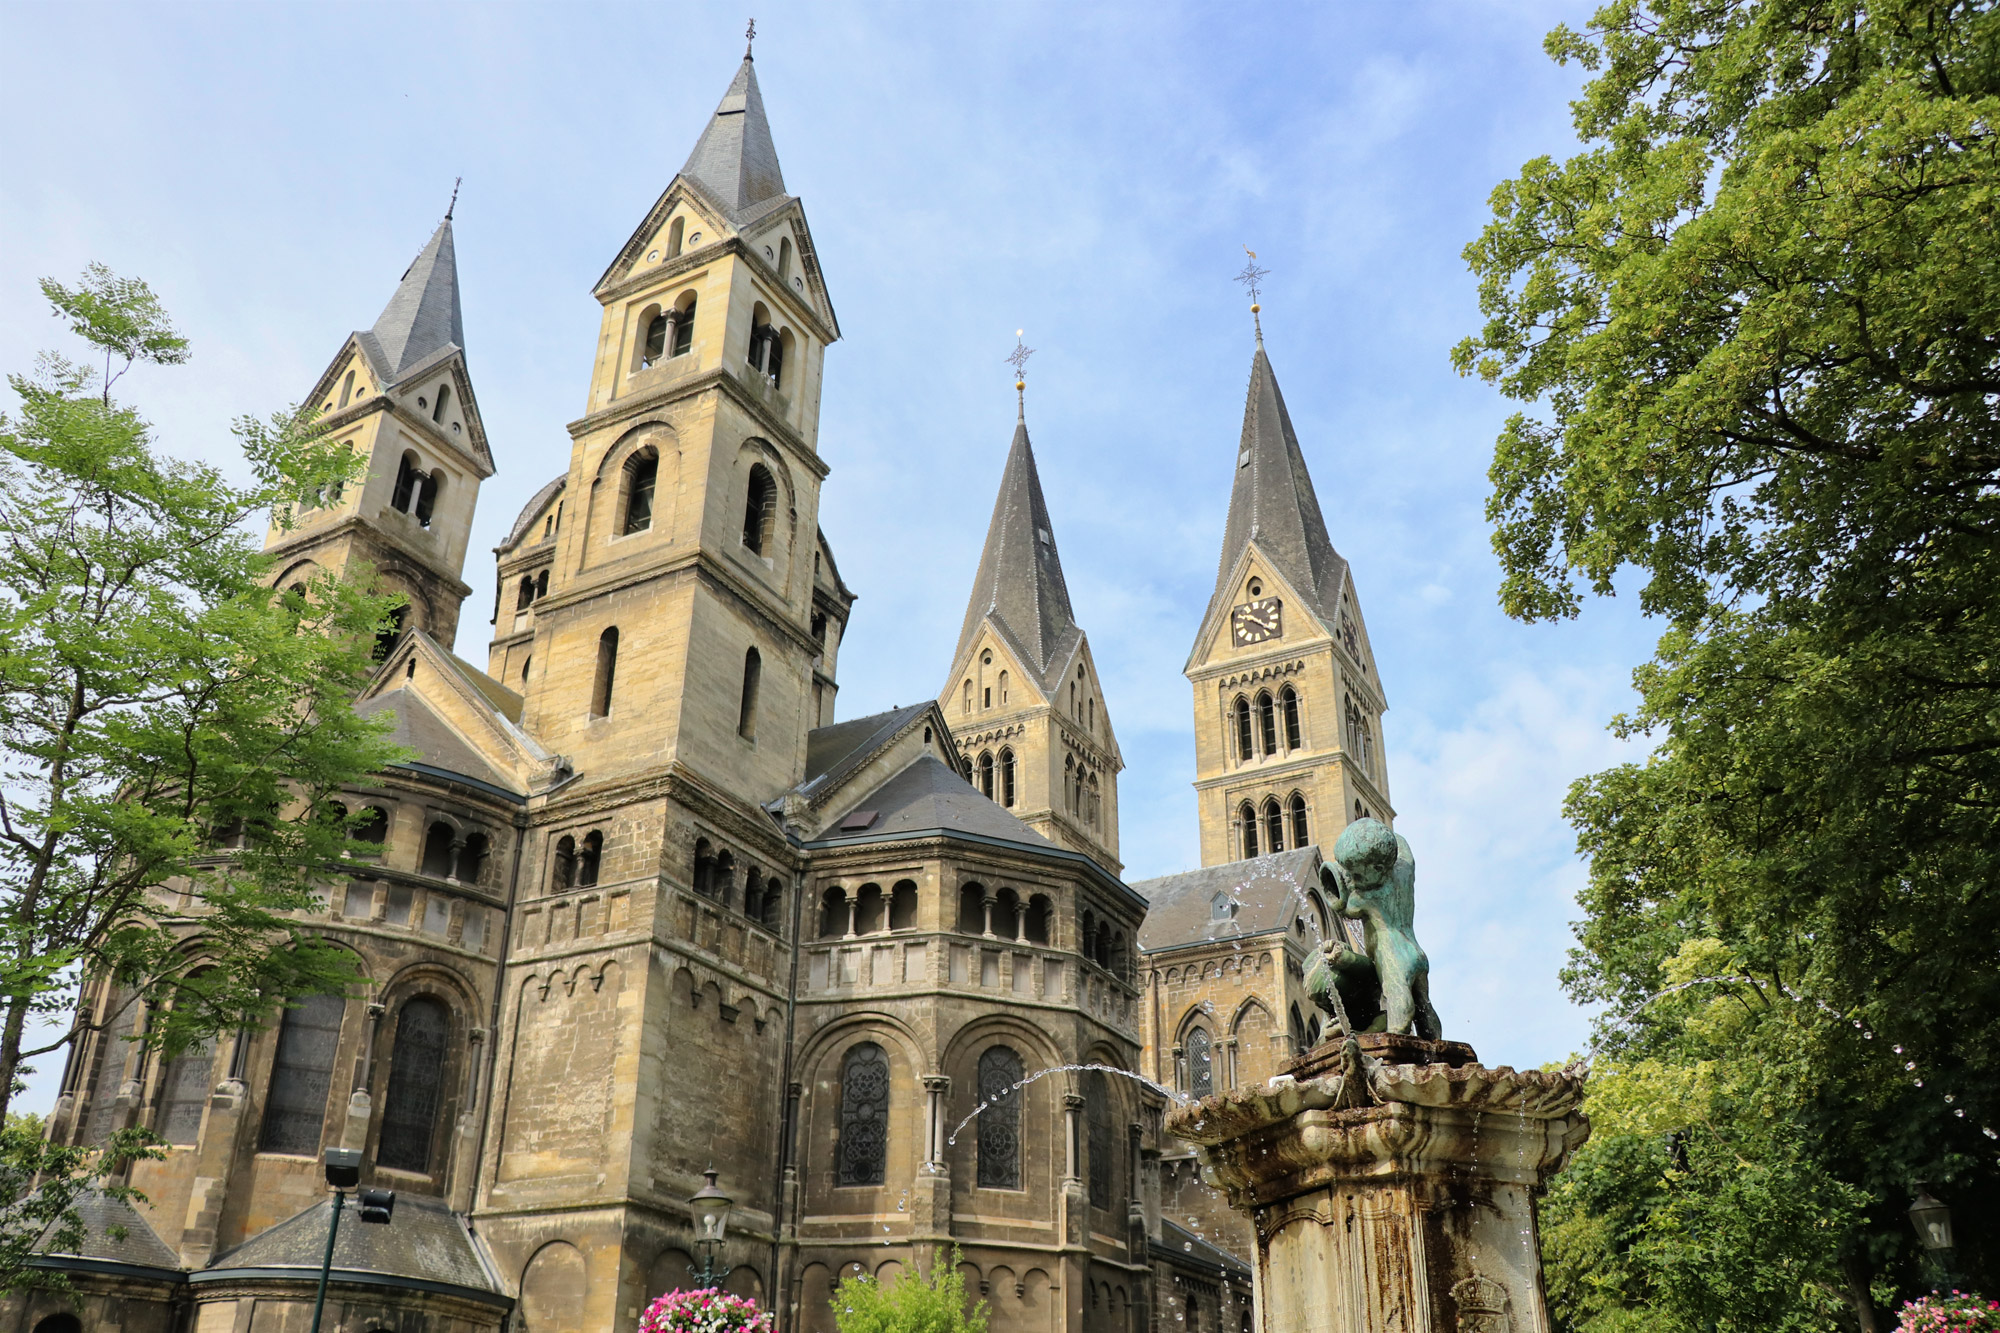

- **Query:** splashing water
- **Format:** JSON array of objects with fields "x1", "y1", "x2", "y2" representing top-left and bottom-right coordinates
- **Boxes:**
[{"x1": 946, "y1": 1063, "x2": 1189, "y2": 1146}]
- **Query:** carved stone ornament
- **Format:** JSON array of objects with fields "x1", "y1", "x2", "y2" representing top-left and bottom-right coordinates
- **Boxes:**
[{"x1": 1451, "y1": 1273, "x2": 1512, "y2": 1333}]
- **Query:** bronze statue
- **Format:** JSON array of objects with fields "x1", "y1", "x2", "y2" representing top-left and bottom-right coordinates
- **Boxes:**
[{"x1": 1305, "y1": 819, "x2": 1441, "y2": 1042}]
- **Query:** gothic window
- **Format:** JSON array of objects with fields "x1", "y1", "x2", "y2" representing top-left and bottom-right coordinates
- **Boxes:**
[
  {"x1": 1257, "y1": 691, "x2": 1278, "y2": 756},
  {"x1": 1232, "y1": 696, "x2": 1254, "y2": 762},
  {"x1": 1361, "y1": 720, "x2": 1376, "y2": 776},
  {"x1": 976, "y1": 1046, "x2": 1023, "y2": 1189},
  {"x1": 998, "y1": 748, "x2": 1016, "y2": 808},
  {"x1": 738, "y1": 647, "x2": 762, "y2": 740},
  {"x1": 1290, "y1": 1003, "x2": 1308, "y2": 1054},
  {"x1": 979, "y1": 751, "x2": 995, "y2": 800},
  {"x1": 552, "y1": 835, "x2": 577, "y2": 890},
  {"x1": 259, "y1": 992, "x2": 346, "y2": 1155},
  {"x1": 1281, "y1": 685, "x2": 1302, "y2": 750},
  {"x1": 960, "y1": 756, "x2": 974, "y2": 784},
  {"x1": 592, "y1": 628, "x2": 619, "y2": 717},
  {"x1": 1289, "y1": 793, "x2": 1309, "y2": 848},
  {"x1": 622, "y1": 450, "x2": 658, "y2": 534},
  {"x1": 577, "y1": 830, "x2": 602, "y2": 887},
  {"x1": 1086, "y1": 1068, "x2": 1114, "y2": 1209},
  {"x1": 837, "y1": 1042, "x2": 890, "y2": 1186},
  {"x1": 456, "y1": 832, "x2": 489, "y2": 885},
  {"x1": 1186, "y1": 1027, "x2": 1213, "y2": 1099},
  {"x1": 1238, "y1": 802, "x2": 1259, "y2": 860},
  {"x1": 1306, "y1": 891, "x2": 1331, "y2": 943},
  {"x1": 667, "y1": 217, "x2": 685, "y2": 258},
  {"x1": 1344, "y1": 694, "x2": 1361, "y2": 758},
  {"x1": 1263, "y1": 798, "x2": 1284, "y2": 853},
  {"x1": 742, "y1": 465, "x2": 776, "y2": 555},
  {"x1": 642, "y1": 309, "x2": 668, "y2": 368},
  {"x1": 889, "y1": 880, "x2": 918, "y2": 931},
  {"x1": 1063, "y1": 755, "x2": 1075, "y2": 811},
  {"x1": 356, "y1": 806, "x2": 389, "y2": 845},
  {"x1": 80, "y1": 991, "x2": 140, "y2": 1146},
  {"x1": 431, "y1": 384, "x2": 451, "y2": 424},
  {"x1": 421, "y1": 822, "x2": 455, "y2": 878},
  {"x1": 377, "y1": 997, "x2": 451, "y2": 1173},
  {"x1": 157, "y1": 1033, "x2": 215, "y2": 1146},
  {"x1": 671, "y1": 295, "x2": 696, "y2": 357},
  {"x1": 1088, "y1": 773, "x2": 1101, "y2": 828}
]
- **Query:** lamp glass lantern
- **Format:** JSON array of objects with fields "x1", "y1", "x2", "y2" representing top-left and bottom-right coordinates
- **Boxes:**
[
  {"x1": 691, "y1": 1169, "x2": 733, "y2": 1246},
  {"x1": 1910, "y1": 1187, "x2": 1955, "y2": 1253}
]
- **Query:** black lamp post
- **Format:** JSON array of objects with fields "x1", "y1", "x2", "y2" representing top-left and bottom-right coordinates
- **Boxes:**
[
  {"x1": 309, "y1": 1148, "x2": 397, "y2": 1333},
  {"x1": 688, "y1": 1168, "x2": 735, "y2": 1290},
  {"x1": 1909, "y1": 1184, "x2": 1957, "y2": 1290}
]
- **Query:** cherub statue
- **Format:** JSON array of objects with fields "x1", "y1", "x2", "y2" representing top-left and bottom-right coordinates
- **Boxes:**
[{"x1": 1305, "y1": 818, "x2": 1441, "y2": 1041}]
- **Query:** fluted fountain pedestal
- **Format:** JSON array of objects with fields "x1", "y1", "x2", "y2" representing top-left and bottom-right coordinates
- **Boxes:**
[{"x1": 1165, "y1": 1035, "x2": 1588, "y2": 1333}]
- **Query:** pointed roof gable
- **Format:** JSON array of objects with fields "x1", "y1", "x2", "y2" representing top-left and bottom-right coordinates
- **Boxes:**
[
  {"x1": 952, "y1": 417, "x2": 1081, "y2": 692},
  {"x1": 681, "y1": 57, "x2": 786, "y2": 218},
  {"x1": 364, "y1": 217, "x2": 465, "y2": 381},
  {"x1": 1200, "y1": 344, "x2": 1350, "y2": 638}
]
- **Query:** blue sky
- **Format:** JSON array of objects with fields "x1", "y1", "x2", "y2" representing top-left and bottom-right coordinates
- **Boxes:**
[{"x1": 0, "y1": 0, "x2": 1659, "y2": 1105}]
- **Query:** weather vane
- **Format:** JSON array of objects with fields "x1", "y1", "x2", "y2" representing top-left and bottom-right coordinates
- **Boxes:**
[
  {"x1": 1236, "y1": 247, "x2": 1269, "y2": 342},
  {"x1": 745, "y1": 17, "x2": 756, "y2": 58},
  {"x1": 446, "y1": 177, "x2": 461, "y2": 221},
  {"x1": 1007, "y1": 330, "x2": 1035, "y2": 419}
]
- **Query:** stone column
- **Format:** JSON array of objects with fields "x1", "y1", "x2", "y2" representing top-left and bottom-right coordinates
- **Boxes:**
[
  {"x1": 1166, "y1": 1037, "x2": 1588, "y2": 1333},
  {"x1": 981, "y1": 894, "x2": 996, "y2": 939},
  {"x1": 343, "y1": 1000, "x2": 386, "y2": 1151},
  {"x1": 913, "y1": 1075, "x2": 953, "y2": 1237}
]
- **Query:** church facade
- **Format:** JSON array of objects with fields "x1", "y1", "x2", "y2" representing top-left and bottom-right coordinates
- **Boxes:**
[{"x1": 21, "y1": 46, "x2": 1391, "y2": 1333}]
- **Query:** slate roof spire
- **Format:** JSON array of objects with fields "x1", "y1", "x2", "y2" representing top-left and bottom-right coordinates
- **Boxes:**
[
  {"x1": 680, "y1": 55, "x2": 787, "y2": 217},
  {"x1": 953, "y1": 412, "x2": 1080, "y2": 692},
  {"x1": 368, "y1": 215, "x2": 464, "y2": 381},
  {"x1": 1201, "y1": 342, "x2": 1349, "y2": 634}
]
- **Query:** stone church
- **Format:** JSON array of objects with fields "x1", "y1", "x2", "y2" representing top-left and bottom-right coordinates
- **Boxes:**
[{"x1": 20, "y1": 44, "x2": 1390, "y2": 1333}]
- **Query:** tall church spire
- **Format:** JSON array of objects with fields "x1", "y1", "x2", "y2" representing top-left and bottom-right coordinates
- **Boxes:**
[
  {"x1": 365, "y1": 216, "x2": 464, "y2": 380},
  {"x1": 952, "y1": 415, "x2": 1080, "y2": 692},
  {"x1": 680, "y1": 56, "x2": 787, "y2": 217},
  {"x1": 1198, "y1": 343, "x2": 1349, "y2": 644}
]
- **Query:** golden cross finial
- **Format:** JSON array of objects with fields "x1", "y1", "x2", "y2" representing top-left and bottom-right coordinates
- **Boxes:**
[
  {"x1": 745, "y1": 17, "x2": 756, "y2": 58},
  {"x1": 1236, "y1": 247, "x2": 1269, "y2": 342},
  {"x1": 1006, "y1": 330, "x2": 1035, "y2": 420}
]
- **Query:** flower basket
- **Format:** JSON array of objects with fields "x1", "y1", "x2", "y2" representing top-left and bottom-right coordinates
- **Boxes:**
[
  {"x1": 639, "y1": 1287, "x2": 774, "y2": 1333},
  {"x1": 1897, "y1": 1292, "x2": 2000, "y2": 1332}
]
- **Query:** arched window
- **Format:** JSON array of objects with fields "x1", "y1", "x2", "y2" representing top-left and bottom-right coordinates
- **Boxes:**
[
  {"x1": 1063, "y1": 755, "x2": 1075, "y2": 812},
  {"x1": 1238, "y1": 802, "x2": 1259, "y2": 860},
  {"x1": 738, "y1": 647, "x2": 762, "y2": 740},
  {"x1": 854, "y1": 883, "x2": 885, "y2": 934},
  {"x1": 1023, "y1": 894, "x2": 1051, "y2": 944},
  {"x1": 392, "y1": 452, "x2": 423, "y2": 514},
  {"x1": 1257, "y1": 691, "x2": 1278, "y2": 756},
  {"x1": 976, "y1": 1046, "x2": 1023, "y2": 1189},
  {"x1": 552, "y1": 835, "x2": 577, "y2": 891},
  {"x1": 1306, "y1": 891, "x2": 1331, "y2": 943},
  {"x1": 372, "y1": 604, "x2": 406, "y2": 662},
  {"x1": 1088, "y1": 773, "x2": 1101, "y2": 828},
  {"x1": 377, "y1": 997, "x2": 450, "y2": 1173},
  {"x1": 1289, "y1": 793, "x2": 1309, "y2": 848},
  {"x1": 958, "y1": 883, "x2": 986, "y2": 933},
  {"x1": 991, "y1": 888, "x2": 1019, "y2": 940},
  {"x1": 742, "y1": 866, "x2": 763, "y2": 920},
  {"x1": 768, "y1": 329, "x2": 791, "y2": 390},
  {"x1": 1344, "y1": 693, "x2": 1361, "y2": 757},
  {"x1": 837, "y1": 1042, "x2": 889, "y2": 1186},
  {"x1": 516, "y1": 576, "x2": 535, "y2": 611},
  {"x1": 961, "y1": 680, "x2": 972, "y2": 715},
  {"x1": 259, "y1": 992, "x2": 345, "y2": 1155},
  {"x1": 997, "y1": 671, "x2": 1009, "y2": 705},
  {"x1": 978, "y1": 751, "x2": 994, "y2": 800},
  {"x1": 431, "y1": 383, "x2": 451, "y2": 424},
  {"x1": 759, "y1": 879, "x2": 783, "y2": 930},
  {"x1": 1185, "y1": 1027, "x2": 1213, "y2": 1099},
  {"x1": 671, "y1": 295, "x2": 696, "y2": 357},
  {"x1": 356, "y1": 806, "x2": 389, "y2": 845},
  {"x1": 421, "y1": 822, "x2": 455, "y2": 878},
  {"x1": 622, "y1": 450, "x2": 658, "y2": 534},
  {"x1": 521, "y1": 654, "x2": 532, "y2": 685},
  {"x1": 1263, "y1": 798, "x2": 1284, "y2": 853},
  {"x1": 1289, "y1": 1003, "x2": 1308, "y2": 1054},
  {"x1": 32, "y1": 1315, "x2": 82, "y2": 1333},
  {"x1": 960, "y1": 757, "x2": 975, "y2": 784},
  {"x1": 641, "y1": 309, "x2": 668, "y2": 369},
  {"x1": 414, "y1": 469, "x2": 441, "y2": 528},
  {"x1": 158, "y1": 1032, "x2": 216, "y2": 1146},
  {"x1": 592, "y1": 628, "x2": 619, "y2": 717},
  {"x1": 1361, "y1": 720, "x2": 1376, "y2": 777},
  {"x1": 777, "y1": 236, "x2": 792, "y2": 279},
  {"x1": 819, "y1": 887, "x2": 850, "y2": 939},
  {"x1": 667, "y1": 216, "x2": 685, "y2": 258},
  {"x1": 1281, "y1": 685, "x2": 1302, "y2": 749},
  {"x1": 998, "y1": 748, "x2": 1016, "y2": 808},
  {"x1": 577, "y1": 830, "x2": 603, "y2": 887},
  {"x1": 536, "y1": 569, "x2": 549, "y2": 598},
  {"x1": 889, "y1": 880, "x2": 918, "y2": 930},
  {"x1": 1233, "y1": 696, "x2": 1254, "y2": 762},
  {"x1": 742, "y1": 464, "x2": 776, "y2": 555},
  {"x1": 338, "y1": 371, "x2": 355, "y2": 409},
  {"x1": 456, "y1": 832, "x2": 489, "y2": 885},
  {"x1": 1085, "y1": 1068, "x2": 1114, "y2": 1209}
]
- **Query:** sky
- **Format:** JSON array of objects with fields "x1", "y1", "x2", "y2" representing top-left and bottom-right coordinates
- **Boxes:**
[{"x1": 0, "y1": 0, "x2": 1661, "y2": 1109}]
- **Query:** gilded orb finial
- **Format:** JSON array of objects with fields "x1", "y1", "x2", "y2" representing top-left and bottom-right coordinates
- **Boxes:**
[
  {"x1": 1006, "y1": 330, "x2": 1035, "y2": 421},
  {"x1": 1236, "y1": 247, "x2": 1270, "y2": 343}
]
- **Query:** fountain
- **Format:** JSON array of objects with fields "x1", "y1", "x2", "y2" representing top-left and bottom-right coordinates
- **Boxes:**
[{"x1": 1164, "y1": 820, "x2": 1589, "y2": 1333}]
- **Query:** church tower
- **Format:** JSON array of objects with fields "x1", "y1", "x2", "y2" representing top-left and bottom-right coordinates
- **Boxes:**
[
  {"x1": 941, "y1": 401, "x2": 1123, "y2": 874},
  {"x1": 1184, "y1": 331, "x2": 1390, "y2": 866},
  {"x1": 265, "y1": 214, "x2": 493, "y2": 647}
]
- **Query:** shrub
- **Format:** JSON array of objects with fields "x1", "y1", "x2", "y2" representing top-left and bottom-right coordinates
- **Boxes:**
[{"x1": 833, "y1": 1248, "x2": 987, "y2": 1333}]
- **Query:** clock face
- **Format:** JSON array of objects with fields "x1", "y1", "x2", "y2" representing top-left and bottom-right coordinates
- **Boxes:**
[{"x1": 1232, "y1": 597, "x2": 1283, "y2": 645}]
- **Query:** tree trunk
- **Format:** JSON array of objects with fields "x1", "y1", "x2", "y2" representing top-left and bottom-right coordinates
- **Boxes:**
[{"x1": 1843, "y1": 1254, "x2": 1882, "y2": 1333}]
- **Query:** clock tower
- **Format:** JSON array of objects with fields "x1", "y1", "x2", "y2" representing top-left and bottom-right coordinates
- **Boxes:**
[{"x1": 1184, "y1": 333, "x2": 1390, "y2": 867}]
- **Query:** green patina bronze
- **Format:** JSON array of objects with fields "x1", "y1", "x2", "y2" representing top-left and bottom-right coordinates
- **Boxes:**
[{"x1": 1305, "y1": 819, "x2": 1441, "y2": 1042}]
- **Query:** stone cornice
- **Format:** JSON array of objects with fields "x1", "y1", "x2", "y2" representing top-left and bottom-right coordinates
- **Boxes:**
[{"x1": 565, "y1": 363, "x2": 829, "y2": 483}]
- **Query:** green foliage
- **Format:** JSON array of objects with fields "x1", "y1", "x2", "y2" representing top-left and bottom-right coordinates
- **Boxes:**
[
  {"x1": 0, "y1": 269, "x2": 406, "y2": 1285},
  {"x1": 832, "y1": 1249, "x2": 988, "y2": 1333},
  {"x1": 1459, "y1": 1, "x2": 2000, "y2": 1328}
]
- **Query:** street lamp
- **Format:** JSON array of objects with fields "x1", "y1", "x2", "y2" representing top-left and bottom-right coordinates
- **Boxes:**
[
  {"x1": 309, "y1": 1148, "x2": 397, "y2": 1333},
  {"x1": 1909, "y1": 1184, "x2": 1956, "y2": 1289},
  {"x1": 687, "y1": 1169, "x2": 735, "y2": 1290}
]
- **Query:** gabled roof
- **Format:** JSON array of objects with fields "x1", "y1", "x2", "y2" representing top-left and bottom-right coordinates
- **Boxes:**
[
  {"x1": 502, "y1": 473, "x2": 567, "y2": 552},
  {"x1": 356, "y1": 687, "x2": 515, "y2": 795},
  {"x1": 803, "y1": 703, "x2": 935, "y2": 800},
  {"x1": 199, "y1": 1193, "x2": 507, "y2": 1305},
  {"x1": 681, "y1": 56, "x2": 786, "y2": 219},
  {"x1": 952, "y1": 416, "x2": 1081, "y2": 693},
  {"x1": 1198, "y1": 343, "x2": 1350, "y2": 643},
  {"x1": 30, "y1": 1187, "x2": 182, "y2": 1276},
  {"x1": 820, "y1": 753, "x2": 1058, "y2": 853},
  {"x1": 366, "y1": 217, "x2": 465, "y2": 381},
  {"x1": 1132, "y1": 846, "x2": 1324, "y2": 953}
]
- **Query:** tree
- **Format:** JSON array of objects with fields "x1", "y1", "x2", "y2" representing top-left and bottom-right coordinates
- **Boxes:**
[
  {"x1": 0, "y1": 267, "x2": 402, "y2": 1281},
  {"x1": 832, "y1": 1250, "x2": 988, "y2": 1333},
  {"x1": 1457, "y1": 1, "x2": 2000, "y2": 1328}
]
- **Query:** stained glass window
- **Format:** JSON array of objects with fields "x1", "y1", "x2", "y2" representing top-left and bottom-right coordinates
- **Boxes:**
[
  {"x1": 378, "y1": 997, "x2": 451, "y2": 1172},
  {"x1": 81, "y1": 991, "x2": 140, "y2": 1146},
  {"x1": 977, "y1": 1046, "x2": 1023, "y2": 1189},
  {"x1": 1187, "y1": 1027, "x2": 1213, "y2": 1099},
  {"x1": 259, "y1": 992, "x2": 345, "y2": 1155},
  {"x1": 838, "y1": 1042, "x2": 889, "y2": 1186},
  {"x1": 158, "y1": 1036, "x2": 215, "y2": 1146}
]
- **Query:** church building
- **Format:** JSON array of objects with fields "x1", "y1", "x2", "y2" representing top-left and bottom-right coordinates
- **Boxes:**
[{"x1": 20, "y1": 42, "x2": 1390, "y2": 1333}]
